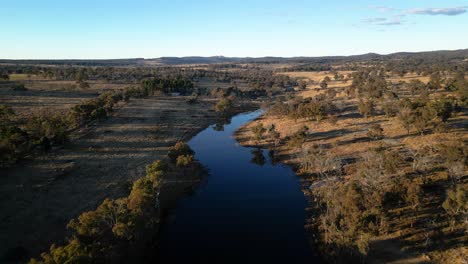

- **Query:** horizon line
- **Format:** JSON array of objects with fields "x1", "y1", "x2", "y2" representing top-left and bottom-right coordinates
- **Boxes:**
[{"x1": 1, "y1": 48, "x2": 467, "y2": 61}]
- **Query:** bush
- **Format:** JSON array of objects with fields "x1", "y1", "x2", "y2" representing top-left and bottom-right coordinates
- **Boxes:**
[
  {"x1": 176, "y1": 155, "x2": 194, "y2": 167},
  {"x1": 78, "y1": 81, "x2": 90, "y2": 89},
  {"x1": 168, "y1": 142, "x2": 195, "y2": 163},
  {"x1": 251, "y1": 123, "x2": 266, "y2": 143},
  {"x1": 367, "y1": 124, "x2": 384, "y2": 140},
  {"x1": 0, "y1": 106, "x2": 29, "y2": 167},
  {"x1": 358, "y1": 100, "x2": 374, "y2": 118},
  {"x1": 267, "y1": 124, "x2": 281, "y2": 147},
  {"x1": 214, "y1": 98, "x2": 233, "y2": 115},
  {"x1": 288, "y1": 126, "x2": 309, "y2": 149},
  {"x1": 68, "y1": 91, "x2": 124, "y2": 128},
  {"x1": 31, "y1": 159, "x2": 168, "y2": 263},
  {"x1": 26, "y1": 111, "x2": 69, "y2": 145},
  {"x1": 438, "y1": 142, "x2": 467, "y2": 183},
  {"x1": 10, "y1": 83, "x2": 27, "y2": 91},
  {"x1": 442, "y1": 186, "x2": 467, "y2": 216}
]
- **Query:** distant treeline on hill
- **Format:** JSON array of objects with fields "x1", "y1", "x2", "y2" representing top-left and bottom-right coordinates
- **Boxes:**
[
  {"x1": 0, "y1": 58, "x2": 145, "y2": 66},
  {"x1": 1, "y1": 49, "x2": 467, "y2": 66}
]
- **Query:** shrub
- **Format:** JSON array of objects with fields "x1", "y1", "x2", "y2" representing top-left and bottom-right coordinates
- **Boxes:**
[
  {"x1": 287, "y1": 126, "x2": 309, "y2": 149},
  {"x1": 214, "y1": 98, "x2": 233, "y2": 115},
  {"x1": 358, "y1": 100, "x2": 374, "y2": 118},
  {"x1": 31, "y1": 158, "x2": 168, "y2": 263},
  {"x1": 320, "y1": 80, "x2": 328, "y2": 89},
  {"x1": 78, "y1": 81, "x2": 90, "y2": 89},
  {"x1": 299, "y1": 144, "x2": 341, "y2": 178},
  {"x1": 382, "y1": 100, "x2": 398, "y2": 117},
  {"x1": 168, "y1": 142, "x2": 194, "y2": 163},
  {"x1": 68, "y1": 91, "x2": 124, "y2": 128},
  {"x1": 30, "y1": 238, "x2": 91, "y2": 264},
  {"x1": 442, "y1": 186, "x2": 467, "y2": 216},
  {"x1": 267, "y1": 124, "x2": 281, "y2": 147},
  {"x1": 176, "y1": 155, "x2": 194, "y2": 167},
  {"x1": 26, "y1": 111, "x2": 69, "y2": 145},
  {"x1": 10, "y1": 83, "x2": 27, "y2": 91},
  {"x1": 251, "y1": 123, "x2": 266, "y2": 143},
  {"x1": 397, "y1": 107, "x2": 414, "y2": 135},
  {"x1": 269, "y1": 100, "x2": 289, "y2": 117},
  {"x1": 0, "y1": 106, "x2": 29, "y2": 167},
  {"x1": 367, "y1": 124, "x2": 384, "y2": 140},
  {"x1": 438, "y1": 142, "x2": 467, "y2": 183}
]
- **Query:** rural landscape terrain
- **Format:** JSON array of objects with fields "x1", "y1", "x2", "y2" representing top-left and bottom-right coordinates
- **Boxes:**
[{"x1": 0, "y1": 48, "x2": 466, "y2": 263}]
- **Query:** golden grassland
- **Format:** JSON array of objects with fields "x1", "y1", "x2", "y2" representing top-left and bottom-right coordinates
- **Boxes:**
[{"x1": 236, "y1": 73, "x2": 467, "y2": 263}]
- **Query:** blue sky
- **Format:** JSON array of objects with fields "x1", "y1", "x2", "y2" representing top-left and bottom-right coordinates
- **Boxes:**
[{"x1": 1, "y1": 0, "x2": 467, "y2": 59}]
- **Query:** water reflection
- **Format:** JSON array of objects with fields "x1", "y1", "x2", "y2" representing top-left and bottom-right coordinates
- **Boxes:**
[
  {"x1": 156, "y1": 110, "x2": 320, "y2": 263},
  {"x1": 250, "y1": 148, "x2": 266, "y2": 166},
  {"x1": 213, "y1": 117, "x2": 231, "y2": 131}
]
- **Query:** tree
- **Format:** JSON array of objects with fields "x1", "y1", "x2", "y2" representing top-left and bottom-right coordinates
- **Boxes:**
[
  {"x1": 268, "y1": 124, "x2": 281, "y2": 147},
  {"x1": 251, "y1": 123, "x2": 266, "y2": 143},
  {"x1": 367, "y1": 124, "x2": 384, "y2": 140},
  {"x1": 298, "y1": 80, "x2": 307, "y2": 90},
  {"x1": 398, "y1": 107, "x2": 414, "y2": 135},
  {"x1": 287, "y1": 126, "x2": 309, "y2": 149},
  {"x1": 442, "y1": 186, "x2": 467, "y2": 216},
  {"x1": 214, "y1": 98, "x2": 233, "y2": 115},
  {"x1": 78, "y1": 81, "x2": 90, "y2": 89},
  {"x1": 327, "y1": 88, "x2": 336, "y2": 99},
  {"x1": 358, "y1": 100, "x2": 374, "y2": 118},
  {"x1": 427, "y1": 98, "x2": 453, "y2": 122},
  {"x1": 74, "y1": 69, "x2": 88, "y2": 83},
  {"x1": 427, "y1": 72, "x2": 442, "y2": 90},
  {"x1": 382, "y1": 99, "x2": 398, "y2": 117},
  {"x1": 320, "y1": 79, "x2": 328, "y2": 89},
  {"x1": 168, "y1": 142, "x2": 194, "y2": 163},
  {"x1": 438, "y1": 142, "x2": 467, "y2": 184},
  {"x1": 405, "y1": 181, "x2": 422, "y2": 210},
  {"x1": 408, "y1": 79, "x2": 425, "y2": 96},
  {"x1": 0, "y1": 105, "x2": 29, "y2": 167},
  {"x1": 176, "y1": 155, "x2": 194, "y2": 167},
  {"x1": 26, "y1": 111, "x2": 69, "y2": 145},
  {"x1": 334, "y1": 72, "x2": 340, "y2": 81},
  {"x1": 442, "y1": 186, "x2": 467, "y2": 230},
  {"x1": 1, "y1": 73, "x2": 10, "y2": 80},
  {"x1": 299, "y1": 144, "x2": 341, "y2": 178}
]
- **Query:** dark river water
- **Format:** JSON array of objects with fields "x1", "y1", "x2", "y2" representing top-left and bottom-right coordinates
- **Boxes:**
[{"x1": 157, "y1": 110, "x2": 320, "y2": 263}]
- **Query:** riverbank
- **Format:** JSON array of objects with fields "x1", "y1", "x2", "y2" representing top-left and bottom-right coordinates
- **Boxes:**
[
  {"x1": 0, "y1": 96, "x2": 257, "y2": 262},
  {"x1": 233, "y1": 111, "x2": 451, "y2": 264},
  {"x1": 157, "y1": 110, "x2": 320, "y2": 263}
]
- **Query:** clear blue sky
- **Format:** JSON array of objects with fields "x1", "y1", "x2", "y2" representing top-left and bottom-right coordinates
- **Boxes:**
[{"x1": 1, "y1": 0, "x2": 467, "y2": 59}]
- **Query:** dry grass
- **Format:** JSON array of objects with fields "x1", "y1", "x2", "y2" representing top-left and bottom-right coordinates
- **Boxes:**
[
  {"x1": 235, "y1": 80, "x2": 468, "y2": 263},
  {"x1": 0, "y1": 96, "x2": 223, "y2": 259},
  {"x1": 8, "y1": 73, "x2": 45, "y2": 81},
  {"x1": 387, "y1": 73, "x2": 431, "y2": 84}
]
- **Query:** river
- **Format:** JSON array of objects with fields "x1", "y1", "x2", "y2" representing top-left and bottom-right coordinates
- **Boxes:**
[{"x1": 157, "y1": 110, "x2": 320, "y2": 263}]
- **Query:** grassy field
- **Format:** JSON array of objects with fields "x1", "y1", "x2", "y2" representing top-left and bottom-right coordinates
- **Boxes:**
[
  {"x1": 235, "y1": 72, "x2": 467, "y2": 263},
  {"x1": 0, "y1": 96, "x2": 225, "y2": 259}
]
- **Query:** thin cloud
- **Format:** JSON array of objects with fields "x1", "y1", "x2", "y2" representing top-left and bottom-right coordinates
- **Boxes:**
[
  {"x1": 405, "y1": 6, "x2": 467, "y2": 16},
  {"x1": 369, "y1": 5, "x2": 397, "y2": 12},
  {"x1": 377, "y1": 20, "x2": 401, "y2": 26},
  {"x1": 362, "y1": 16, "x2": 404, "y2": 26},
  {"x1": 362, "y1": 17, "x2": 387, "y2": 23},
  {"x1": 363, "y1": 5, "x2": 467, "y2": 28}
]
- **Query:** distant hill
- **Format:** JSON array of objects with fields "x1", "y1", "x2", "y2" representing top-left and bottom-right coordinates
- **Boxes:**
[{"x1": 1, "y1": 49, "x2": 467, "y2": 66}]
